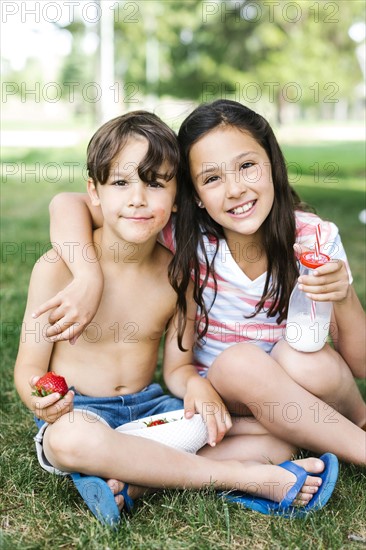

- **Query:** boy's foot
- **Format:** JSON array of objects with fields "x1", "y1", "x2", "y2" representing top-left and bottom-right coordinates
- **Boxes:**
[{"x1": 107, "y1": 479, "x2": 151, "y2": 512}]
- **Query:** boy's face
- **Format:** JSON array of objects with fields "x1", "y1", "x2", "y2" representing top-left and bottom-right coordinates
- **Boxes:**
[{"x1": 88, "y1": 136, "x2": 177, "y2": 244}]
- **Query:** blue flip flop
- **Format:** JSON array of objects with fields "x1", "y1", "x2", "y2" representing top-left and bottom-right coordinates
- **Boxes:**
[
  {"x1": 119, "y1": 483, "x2": 134, "y2": 513},
  {"x1": 70, "y1": 473, "x2": 134, "y2": 526},
  {"x1": 219, "y1": 453, "x2": 339, "y2": 518}
]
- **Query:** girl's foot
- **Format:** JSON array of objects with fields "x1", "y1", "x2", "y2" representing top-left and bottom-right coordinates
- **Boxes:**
[
  {"x1": 243, "y1": 457, "x2": 325, "y2": 505},
  {"x1": 106, "y1": 479, "x2": 152, "y2": 512}
]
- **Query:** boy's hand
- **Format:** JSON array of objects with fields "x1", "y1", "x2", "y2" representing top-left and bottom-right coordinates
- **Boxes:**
[
  {"x1": 32, "y1": 276, "x2": 103, "y2": 344},
  {"x1": 184, "y1": 377, "x2": 232, "y2": 447},
  {"x1": 294, "y1": 243, "x2": 350, "y2": 303},
  {"x1": 29, "y1": 376, "x2": 74, "y2": 423}
]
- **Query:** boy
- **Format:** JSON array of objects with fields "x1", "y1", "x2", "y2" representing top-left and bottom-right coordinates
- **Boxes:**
[{"x1": 14, "y1": 112, "x2": 336, "y2": 526}]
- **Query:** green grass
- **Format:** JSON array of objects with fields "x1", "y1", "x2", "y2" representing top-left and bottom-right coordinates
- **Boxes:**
[
  {"x1": 1, "y1": 141, "x2": 365, "y2": 549},
  {"x1": 283, "y1": 141, "x2": 365, "y2": 180}
]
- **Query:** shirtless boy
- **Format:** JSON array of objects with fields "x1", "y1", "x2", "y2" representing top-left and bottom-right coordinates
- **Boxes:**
[{"x1": 14, "y1": 111, "x2": 337, "y2": 526}]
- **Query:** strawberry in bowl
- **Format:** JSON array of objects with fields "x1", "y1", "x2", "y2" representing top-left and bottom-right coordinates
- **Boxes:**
[
  {"x1": 32, "y1": 372, "x2": 69, "y2": 398},
  {"x1": 116, "y1": 410, "x2": 208, "y2": 454},
  {"x1": 145, "y1": 418, "x2": 170, "y2": 427}
]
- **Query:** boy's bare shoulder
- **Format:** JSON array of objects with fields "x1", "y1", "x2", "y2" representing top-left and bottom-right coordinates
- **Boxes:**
[
  {"x1": 155, "y1": 241, "x2": 174, "y2": 264},
  {"x1": 152, "y1": 242, "x2": 175, "y2": 280}
]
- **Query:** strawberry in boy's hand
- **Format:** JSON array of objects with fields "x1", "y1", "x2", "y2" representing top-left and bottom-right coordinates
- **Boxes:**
[{"x1": 32, "y1": 372, "x2": 69, "y2": 398}]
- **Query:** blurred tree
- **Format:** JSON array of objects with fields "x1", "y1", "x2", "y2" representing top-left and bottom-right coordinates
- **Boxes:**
[
  {"x1": 253, "y1": 0, "x2": 365, "y2": 122},
  {"x1": 55, "y1": 0, "x2": 365, "y2": 121},
  {"x1": 156, "y1": 0, "x2": 364, "y2": 121},
  {"x1": 58, "y1": 20, "x2": 99, "y2": 121},
  {"x1": 157, "y1": 0, "x2": 258, "y2": 99}
]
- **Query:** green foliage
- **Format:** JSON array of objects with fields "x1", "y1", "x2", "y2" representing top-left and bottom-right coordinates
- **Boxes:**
[
  {"x1": 120, "y1": 0, "x2": 364, "y2": 107},
  {"x1": 40, "y1": 0, "x2": 365, "y2": 112},
  {"x1": 3, "y1": 1, "x2": 364, "y2": 124}
]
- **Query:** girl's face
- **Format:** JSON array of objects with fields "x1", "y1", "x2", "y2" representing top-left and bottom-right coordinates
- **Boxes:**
[{"x1": 189, "y1": 125, "x2": 274, "y2": 244}]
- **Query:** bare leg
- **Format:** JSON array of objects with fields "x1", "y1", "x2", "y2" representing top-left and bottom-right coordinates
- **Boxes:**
[
  {"x1": 198, "y1": 416, "x2": 297, "y2": 464},
  {"x1": 207, "y1": 343, "x2": 366, "y2": 465},
  {"x1": 110, "y1": 418, "x2": 297, "y2": 510},
  {"x1": 42, "y1": 413, "x2": 325, "y2": 504},
  {"x1": 271, "y1": 340, "x2": 366, "y2": 427}
]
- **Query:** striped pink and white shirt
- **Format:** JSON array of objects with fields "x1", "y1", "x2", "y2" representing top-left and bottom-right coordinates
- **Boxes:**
[{"x1": 161, "y1": 211, "x2": 352, "y2": 376}]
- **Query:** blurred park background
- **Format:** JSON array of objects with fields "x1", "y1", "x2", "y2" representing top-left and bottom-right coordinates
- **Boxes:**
[
  {"x1": 2, "y1": 0, "x2": 366, "y2": 137},
  {"x1": 1, "y1": 1, "x2": 366, "y2": 549}
]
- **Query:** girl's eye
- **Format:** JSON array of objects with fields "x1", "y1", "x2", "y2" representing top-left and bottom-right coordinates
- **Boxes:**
[
  {"x1": 241, "y1": 162, "x2": 254, "y2": 170},
  {"x1": 204, "y1": 175, "x2": 219, "y2": 185}
]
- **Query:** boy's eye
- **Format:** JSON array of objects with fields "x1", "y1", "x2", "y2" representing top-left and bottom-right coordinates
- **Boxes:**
[
  {"x1": 147, "y1": 181, "x2": 164, "y2": 188},
  {"x1": 112, "y1": 180, "x2": 128, "y2": 186}
]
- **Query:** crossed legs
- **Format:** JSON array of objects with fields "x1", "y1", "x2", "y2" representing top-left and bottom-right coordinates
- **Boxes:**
[
  {"x1": 42, "y1": 412, "x2": 324, "y2": 508},
  {"x1": 206, "y1": 342, "x2": 366, "y2": 465},
  {"x1": 271, "y1": 340, "x2": 366, "y2": 427}
]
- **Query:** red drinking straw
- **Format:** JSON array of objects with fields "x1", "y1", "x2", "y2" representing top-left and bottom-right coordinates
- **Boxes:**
[
  {"x1": 311, "y1": 223, "x2": 322, "y2": 322},
  {"x1": 314, "y1": 223, "x2": 321, "y2": 260}
]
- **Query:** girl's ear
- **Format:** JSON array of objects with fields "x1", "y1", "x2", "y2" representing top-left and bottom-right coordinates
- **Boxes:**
[
  {"x1": 172, "y1": 203, "x2": 178, "y2": 213},
  {"x1": 87, "y1": 178, "x2": 100, "y2": 206}
]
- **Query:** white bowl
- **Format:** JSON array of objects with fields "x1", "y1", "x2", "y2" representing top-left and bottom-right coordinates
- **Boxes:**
[{"x1": 116, "y1": 409, "x2": 209, "y2": 454}]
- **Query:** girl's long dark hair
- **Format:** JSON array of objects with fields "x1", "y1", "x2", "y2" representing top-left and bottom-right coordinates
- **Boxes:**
[{"x1": 169, "y1": 99, "x2": 310, "y2": 351}]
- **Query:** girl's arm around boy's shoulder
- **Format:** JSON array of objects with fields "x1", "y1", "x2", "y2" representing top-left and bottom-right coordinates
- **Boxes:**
[
  {"x1": 49, "y1": 192, "x2": 104, "y2": 233},
  {"x1": 33, "y1": 192, "x2": 104, "y2": 343},
  {"x1": 162, "y1": 284, "x2": 232, "y2": 447},
  {"x1": 14, "y1": 250, "x2": 74, "y2": 420}
]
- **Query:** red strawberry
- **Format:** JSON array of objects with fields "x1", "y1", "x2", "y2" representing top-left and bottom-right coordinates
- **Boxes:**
[
  {"x1": 146, "y1": 419, "x2": 168, "y2": 427},
  {"x1": 32, "y1": 372, "x2": 69, "y2": 398}
]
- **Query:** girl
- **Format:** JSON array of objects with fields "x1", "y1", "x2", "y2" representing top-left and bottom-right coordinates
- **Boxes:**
[
  {"x1": 169, "y1": 99, "x2": 366, "y2": 463},
  {"x1": 36, "y1": 102, "x2": 365, "y2": 469}
]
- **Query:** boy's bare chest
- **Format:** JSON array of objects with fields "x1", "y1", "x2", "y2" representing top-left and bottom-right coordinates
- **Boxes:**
[{"x1": 88, "y1": 275, "x2": 175, "y2": 344}]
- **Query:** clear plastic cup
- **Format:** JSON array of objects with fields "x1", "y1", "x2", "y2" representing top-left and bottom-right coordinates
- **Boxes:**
[{"x1": 285, "y1": 251, "x2": 332, "y2": 352}]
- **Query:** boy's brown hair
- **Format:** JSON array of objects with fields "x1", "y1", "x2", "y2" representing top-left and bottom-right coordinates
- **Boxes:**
[{"x1": 87, "y1": 111, "x2": 180, "y2": 185}]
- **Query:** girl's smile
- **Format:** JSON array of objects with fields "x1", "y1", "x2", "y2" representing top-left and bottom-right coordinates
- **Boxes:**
[
  {"x1": 189, "y1": 126, "x2": 274, "y2": 245},
  {"x1": 227, "y1": 199, "x2": 257, "y2": 216}
]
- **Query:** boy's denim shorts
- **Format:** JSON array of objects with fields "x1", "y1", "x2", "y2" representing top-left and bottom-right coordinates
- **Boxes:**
[{"x1": 34, "y1": 383, "x2": 183, "y2": 475}]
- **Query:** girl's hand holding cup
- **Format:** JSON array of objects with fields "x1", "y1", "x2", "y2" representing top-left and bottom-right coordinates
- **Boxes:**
[{"x1": 294, "y1": 243, "x2": 350, "y2": 303}]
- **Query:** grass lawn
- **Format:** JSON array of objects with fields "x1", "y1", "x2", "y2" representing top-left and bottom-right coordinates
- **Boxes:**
[{"x1": 1, "y1": 141, "x2": 365, "y2": 549}]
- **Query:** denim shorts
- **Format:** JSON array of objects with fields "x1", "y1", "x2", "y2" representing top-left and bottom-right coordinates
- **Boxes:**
[{"x1": 34, "y1": 383, "x2": 183, "y2": 475}]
